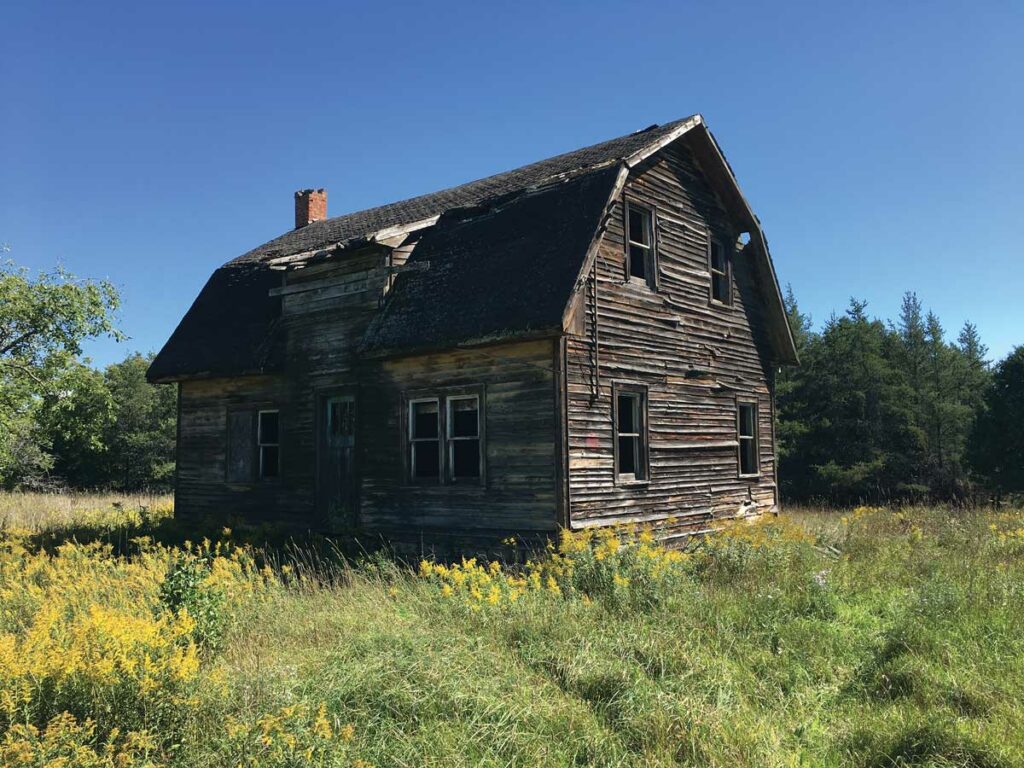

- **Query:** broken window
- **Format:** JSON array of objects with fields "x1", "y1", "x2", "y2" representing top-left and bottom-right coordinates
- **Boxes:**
[
  {"x1": 737, "y1": 402, "x2": 759, "y2": 477},
  {"x1": 625, "y1": 202, "x2": 656, "y2": 287},
  {"x1": 614, "y1": 385, "x2": 648, "y2": 481},
  {"x1": 409, "y1": 399, "x2": 441, "y2": 481},
  {"x1": 258, "y1": 410, "x2": 280, "y2": 479},
  {"x1": 710, "y1": 239, "x2": 731, "y2": 305},
  {"x1": 447, "y1": 396, "x2": 481, "y2": 482}
]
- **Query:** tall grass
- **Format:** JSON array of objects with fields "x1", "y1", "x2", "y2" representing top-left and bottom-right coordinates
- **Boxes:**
[
  {"x1": 0, "y1": 491, "x2": 173, "y2": 532},
  {"x1": 0, "y1": 497, "x2": 1022, "y2": 767}
]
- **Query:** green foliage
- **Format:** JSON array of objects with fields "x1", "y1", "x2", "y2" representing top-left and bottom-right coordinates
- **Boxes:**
[
  {"x1": 27, "y1": 353, "x2": 176, "y2": 492},
  {"x1": 159, "y1": 552, "x2": 226, "y2": 651},
  {"x1": 779, "y1": 289, "x2": 999, "y2": 504},
  {"x1": 102, "y1": 354, "x2": 177, "y2": 491},
  {"x1": 969, "y1": 345, "x2": 1024, "y2": 495},
  {"x1": 4, "y1": 498, "x2": 1024, "y2": 766},
  {"x1": 0, "y1": 260, "x2": 120, "y2": 489}
]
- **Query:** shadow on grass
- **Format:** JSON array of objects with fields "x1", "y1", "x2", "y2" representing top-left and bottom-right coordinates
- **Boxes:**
[{"x1": 14, "y1": 510, "x2": 400, "y2": 574}]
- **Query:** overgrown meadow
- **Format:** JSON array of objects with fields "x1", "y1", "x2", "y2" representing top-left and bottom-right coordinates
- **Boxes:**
[{"x1": 0, "y1": 496, "x2": 1022, "y2": 767}]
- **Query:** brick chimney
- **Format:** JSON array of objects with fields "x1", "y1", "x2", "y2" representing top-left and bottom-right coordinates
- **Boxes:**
[{"x1": 294, "y1": 188, "x2": 327, "y2": 228}]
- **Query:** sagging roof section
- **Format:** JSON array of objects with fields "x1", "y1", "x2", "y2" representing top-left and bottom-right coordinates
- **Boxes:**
[
  {"x1": 148, "y1": 114, "x2": 798, "y2": 382},
  {"x1": 359, "y1": 165, "x2": 623, "y2": 357}
]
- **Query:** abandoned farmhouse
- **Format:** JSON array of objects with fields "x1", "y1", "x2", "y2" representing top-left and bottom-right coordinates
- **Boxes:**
[{"x1": 148, "y1": 115, "x2": 799, "y2": 548}]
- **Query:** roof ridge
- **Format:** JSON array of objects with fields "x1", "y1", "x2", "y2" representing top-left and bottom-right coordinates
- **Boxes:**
[{"x1": 228, "y1": 115, "x2": 699, "y2": 268}]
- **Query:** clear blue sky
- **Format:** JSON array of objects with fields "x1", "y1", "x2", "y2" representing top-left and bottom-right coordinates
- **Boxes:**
[{"x1": 2, "y1": 0, "x2": 1022, "y2": 366}]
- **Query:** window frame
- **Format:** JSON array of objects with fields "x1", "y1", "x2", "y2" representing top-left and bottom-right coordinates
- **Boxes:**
[
  {"x1": 257, "y1": 409, "x2": 281, "y2": 481},
  {"x1": 624, "y1": 200, "x2": 658, "y2": 289},
  {"x1": 708, "y1": 235, "x2": 732, "y2": 307},
  {"x1": 612, "y1": 382, "x2": 650, "y2": 484},
  {"x1": 736, "y1": 399, "x2": 760, "y2": 479},
  {"x1": 407, "y1": 397, "x2": 442, "y2": 484},
  {"x1": 446, "y1": 394, "x2": 482, "y2": 484},
  {"x1": 404, "y1": 386, "x2": 486, "y2": 487}
]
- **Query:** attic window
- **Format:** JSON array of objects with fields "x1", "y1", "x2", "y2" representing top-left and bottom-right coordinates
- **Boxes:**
[
  {"x1": 709, "y1": 238, "x2": 731, "y2": 305},
  {"x1": 625, "y1": 202, "x2": 656, "y2": 288}
]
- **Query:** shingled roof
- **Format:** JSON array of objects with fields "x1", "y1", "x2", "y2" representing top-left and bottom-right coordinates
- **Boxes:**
[
  {"x1": 360, "y1": 165, "x2": 622, "y2": 357},
  {"x1": 228, "y1": 116, "x2": 697, "y2": 268},
  {"x1": 149, "y1": 114, "x2": 797, "y2": 382}
]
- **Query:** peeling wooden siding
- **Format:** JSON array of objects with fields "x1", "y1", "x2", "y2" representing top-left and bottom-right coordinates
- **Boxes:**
[{"x1": 566, "y1": 142, "x2": 779, "y2": 537}]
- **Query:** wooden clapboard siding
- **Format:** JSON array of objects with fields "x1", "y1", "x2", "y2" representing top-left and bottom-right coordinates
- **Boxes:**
[
  {"x1": 176, "y1": 374, "x2": 307, "y2": 524},
  {"x1": 276, "y1": 247, "x2": 389, "y2": 525},
  {"x1": 359, "y1": 339, "x2": 559, "y2": 547},
  {"x1": 565, "y1": 140, "x2": 778, "y2": 537}
]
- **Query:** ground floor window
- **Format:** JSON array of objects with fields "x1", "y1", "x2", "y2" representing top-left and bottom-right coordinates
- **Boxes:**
[
  {"x1": 614, "y1": 384, "x2": 648, "y2": 482},
  {"x1": 409, "y1": 399, "x2": 441, "y2": 480},
  {"x1": 258, "y1": 410, "x2": 280, "y2": 479},
  {"x1": 737, "y1": 401, "x2": 759, "y2": 477},
  {"x1": 407, "y1": 389, "x2": 484, "y2": 484},
  {"x1": 226, "y1": 407, "x2": 280, "y2": 482},
  {"x1": 447, "y1": 395, "x2": 481, "y2": 482}
]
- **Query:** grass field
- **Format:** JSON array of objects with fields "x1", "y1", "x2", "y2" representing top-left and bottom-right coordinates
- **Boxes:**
[{"x1": 1, "y1": 495, "x2": 1022, "y2": 767}]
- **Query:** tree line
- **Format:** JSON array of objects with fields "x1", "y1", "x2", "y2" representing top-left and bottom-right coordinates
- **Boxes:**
[
  {"x1": 1, "y1": 257, "x2": 1021, "y2": 500},
  {"x1": 778, "y1": 288, "x2": 1023, "y2": 504},
  {"x1": 1, "y1": 260, "x2": 175, "y2": 491}
]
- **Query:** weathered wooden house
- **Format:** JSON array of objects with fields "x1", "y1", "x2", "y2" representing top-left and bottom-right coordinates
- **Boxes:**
[{"x1": 148, "y1": 114, "x2": 798, "y2": 549}]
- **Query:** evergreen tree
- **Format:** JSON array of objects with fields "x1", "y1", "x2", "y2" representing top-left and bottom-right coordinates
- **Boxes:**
[{"x1": 969, "y1": 346, "x2": 1024, "y2": 497}]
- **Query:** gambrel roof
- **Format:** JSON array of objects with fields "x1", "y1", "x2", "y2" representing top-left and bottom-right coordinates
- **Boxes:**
[{"x1": 148, "y1": 115, "x2": 797, "y2": 382}]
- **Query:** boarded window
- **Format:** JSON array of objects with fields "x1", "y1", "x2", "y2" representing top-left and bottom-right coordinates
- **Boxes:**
[
  {"x1": 447, "y1": 396, "x2": 480, "y2": 482},
  {"x1": 614, "y1": 386, "x2": 647, "y2": 481},
  {"x1": 409, "y1": 399, "x2": 440, "y2": 481},
  {"x1": 625, "y1": 202, "x2": 655, "y2": 287},
  {"x1": 227, "y1": 410, "x2": 255, "y2": 482},
  {"x1": 710, "y1": 239, "x2": 731, "y2": 305},
  {"x1": 738, "y1": 402, "x2": 759, "y2": 477},
  {"x1": 258, "y1": 410, "x2": 280, "y2": 479}
]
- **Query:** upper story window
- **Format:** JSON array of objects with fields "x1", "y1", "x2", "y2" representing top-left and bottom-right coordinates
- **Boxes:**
[
  {"x1": 408, "y1": 390, "x2": 485, "y2": 485},
  {"x1": 737, "y1": 401, "x2": 759, "y2": 477},
  {"x1": 709, "y1": 238, "x2": 731, "y2": 305},
  {"x1": 625, "y1": 201, "x2": 656, "y2": 288},
  {"x1": 614, "y1": 384, "x2": 649, "y2": 482}
]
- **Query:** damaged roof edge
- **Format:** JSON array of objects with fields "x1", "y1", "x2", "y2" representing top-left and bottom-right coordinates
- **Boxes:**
[{"x1": 684, "y1": 124, "x2": 799, "y2": 366}]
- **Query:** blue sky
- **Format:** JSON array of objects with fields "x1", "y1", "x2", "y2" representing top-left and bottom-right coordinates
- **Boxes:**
[{"x1": 2, "y1": 0, "x2": 1022, "y2": 366}]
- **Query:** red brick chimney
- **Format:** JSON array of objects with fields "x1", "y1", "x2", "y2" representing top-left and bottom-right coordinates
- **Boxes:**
[{"x1": 294, "y1": 188, "x2": 327, "y2": 228}]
